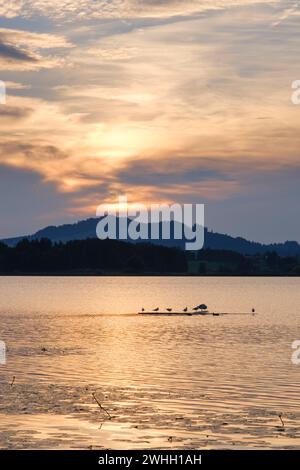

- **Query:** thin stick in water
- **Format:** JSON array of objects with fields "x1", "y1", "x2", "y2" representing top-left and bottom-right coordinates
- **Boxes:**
[
  {"x1": 92, "y1": 392, "x2": 112, "y2": 420},
  {"x1": 279, "y1": 414, "x2": 285, "y2": 428}
]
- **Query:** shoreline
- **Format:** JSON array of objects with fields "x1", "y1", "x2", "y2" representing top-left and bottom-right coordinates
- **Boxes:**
[{"x1": 0, "y1": 272, "x2": 299, "y2": 277}]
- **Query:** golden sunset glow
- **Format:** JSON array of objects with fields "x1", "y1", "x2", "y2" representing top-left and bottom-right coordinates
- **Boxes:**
[{"x1": 0, "y1": 0, "x2": 300, "y2": 242}]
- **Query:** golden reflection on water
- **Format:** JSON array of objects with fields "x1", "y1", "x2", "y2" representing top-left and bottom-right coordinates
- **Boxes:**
[{"x1": 0, "y1": 277, "x2": 300, "y2": 449}]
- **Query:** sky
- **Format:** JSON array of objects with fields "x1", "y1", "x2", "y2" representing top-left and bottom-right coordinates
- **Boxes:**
[{"x1": 0, "y1": 0, "x2": 299, "y2": 243}]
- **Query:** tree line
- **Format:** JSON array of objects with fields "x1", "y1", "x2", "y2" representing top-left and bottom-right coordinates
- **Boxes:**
[
  {"x1": 0, "y1": 238, "x2": 299, "y2": 275},
  {"x1": 0, "y1": 238, "x2": 187, "y2": 274}
]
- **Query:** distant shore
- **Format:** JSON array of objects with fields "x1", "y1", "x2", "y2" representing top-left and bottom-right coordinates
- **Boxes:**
[
  {"x1": 1, "y1": 237, "x2": 300, "y2": 276},
  {"x1": 0, "y1": 272, "x2": 299, "y2": 277}
]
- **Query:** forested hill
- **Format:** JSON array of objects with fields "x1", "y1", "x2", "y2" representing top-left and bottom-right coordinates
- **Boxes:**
[{"x1": 2, "y1": 218, "x2": 300, "y2": 257}]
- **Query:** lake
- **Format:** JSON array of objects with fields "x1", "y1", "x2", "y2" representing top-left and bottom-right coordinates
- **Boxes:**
[{"x1": 0, "y1": 276, "x2": 300, "y2": 449}]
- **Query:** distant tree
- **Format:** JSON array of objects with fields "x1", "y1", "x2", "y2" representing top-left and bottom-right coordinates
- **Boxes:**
[
  {"x1": 265, "y1": 251, "x2": 279, "y2": 269},
  {"x1": 0, "y1": 238, "x2": 299, "y2": 276},
  {"x1": 198, "y1": 262, "x2": 207, "y2": 274}
]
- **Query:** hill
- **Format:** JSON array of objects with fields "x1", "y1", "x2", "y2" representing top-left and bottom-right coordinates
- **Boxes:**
[{"x1": 2, "y1": 217, "x2": 300, "y2": 257}]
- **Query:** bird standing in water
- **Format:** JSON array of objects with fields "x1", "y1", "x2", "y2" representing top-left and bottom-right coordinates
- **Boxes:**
[
  {"x1": 183, "y1": 307, "x2": 188, "y2": 312},
  {"x1": 153, "y1": 307, "x2": 159, "y2": 312},
  {"x1": 166, "y1": 308, "x2": 172, "y2": 312}
]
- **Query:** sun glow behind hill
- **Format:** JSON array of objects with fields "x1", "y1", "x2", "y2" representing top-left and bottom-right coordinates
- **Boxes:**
[{"x1": 0, "y1": 1, "x2": 300, "y2": 243}]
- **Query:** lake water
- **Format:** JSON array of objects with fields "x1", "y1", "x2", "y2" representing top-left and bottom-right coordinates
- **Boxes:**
[{"x1": 0, "y1": 276, "x2": 300, "y2": 449}]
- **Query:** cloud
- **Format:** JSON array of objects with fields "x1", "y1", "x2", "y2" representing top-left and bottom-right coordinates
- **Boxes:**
[
  {"x1": 0, "y1": 142, "x2": 69, "y2": 162},
  {"x1": 0, "y1": 1, "x2": 24, "y2": 19},
  {"x1": 1, "y1": 0, "x2": 300, "y2": 243},
  {"x1": 0, "y1": 28, "x2": 72, "y2": 49},
  {"x1": 0, "y1": 27, "x2": 72, "y2": 70},
  {"x1": 116, "y1": 156, "x2": 233, "y2": 185},
  {"x1": 0, "y1": 1, "x2": 282, "y2": 20},
  {"x1": 272, "y1": 2, "x2": 300, "y2": 26},
  {"x1": 0, "y1": 42, "x2": 38, "y2": 62},
  {"x1": 4, "y1": 81, "x2": 31, "y2": 90},
  {"x1": 52, "y1": 4, "x2": 300, "y2": 163},
  {"x1": 2, "y1": 2, "x2": 300, "y2": 187},
  {"x1": 0, "y1": 105, "x2": 33, "y2": 121}
]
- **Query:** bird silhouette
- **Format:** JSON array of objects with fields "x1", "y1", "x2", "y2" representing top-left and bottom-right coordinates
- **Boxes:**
[
  {"x1": 166, "y1": 308, "x2": 172, "y2": 312},
  {"x1": 198, "y1": 304, "x2": 208, "y2": 311},
  {"x1": 183, "y1": 307, "x2": 188, "y2": 312},
  {"x1": 141, "y1": 308, "x2": 145, "y2": 312},
  {"x1": 192, "y1": 306, "x2": 199, "y2": 311},
  {"x1": 153, "y1": 307, "x2": 159, "y2": 312}
]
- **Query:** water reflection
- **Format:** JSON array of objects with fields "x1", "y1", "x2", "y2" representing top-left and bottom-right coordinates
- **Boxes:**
[{"x1": 0, "y1": 276, "x2": 300, "y2": 448}]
